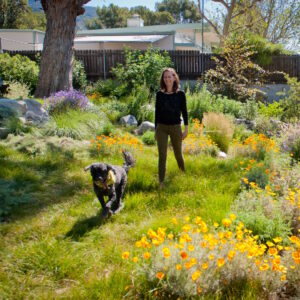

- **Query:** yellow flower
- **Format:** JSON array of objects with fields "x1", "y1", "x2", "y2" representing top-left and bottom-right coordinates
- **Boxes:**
[
  {"x1": 184, "y1": 216, "x2": 190, "y2": 222},
  {"x1": 132, "y1": 256, "x2": 138, "y2": 263},
  {"x1": 171, "y1": 218, "x2": 178, "y2": 225},
  {"x1": 227, "y1": 250, "x2": 236, "y2": 261},
  {"x1": 144, "y1": 252, "x2": 151, "y2": 259},
  {"x1": 156, "y1": 272, "x2": 164, "y2": 280},
  {"x1": 268, "y1": 248, "x2": 278, "y2": 256},
  {"x1": 213, "y1": 222, "x2": 219, "y2": 228},
  {"x1": 229, "y1": 214, "x2": 236, "y2": 220},
  {"x1": 122, "y1": 251, "x2": 130, "y2": 259},
  {"x1": 176, "y1": 264, "x2": 182, "y2": 270},
  {"x1": 209, "y1": 254, "x2": 214, "y2": 260},
  {"x1": 202, "y1": 262, "x2": 208, "y2": 270},
  {"x1": 260, "y1": 263, "x2": 269, "y2": 271},
  {"x1": 163, "y1": 247, "x2": 171, "y2": 258},
  {"x1": 182, "y1": 224, "x2": 192, "y2": 232},
  {"x1": 188, "y1": 244, "x2": 195, "y2": 252},
  {"x1": 222, "y1": 218, "x2": 232, "y2": 227},
  {"x1": 266, "y1": 241, "x2": 274, "y2": 247},
  {"x1": 192, "y1": 270, "x2": 201, "y2": 281},
  {"x1": 167, "y1": 233, "x2": 174, "y2": 240},
  {"x1": 217, "y1": 258, "x2": 225, "y2": 268},
  {"x1": 292, "y1": 250, "x2": 300, "y2": 264},
  {"x1": 281, "y1": 275, "x2": 286, "y2": 282},
  {"x1": 273, "y1": 237, "x2": 282, "y2": 243}
]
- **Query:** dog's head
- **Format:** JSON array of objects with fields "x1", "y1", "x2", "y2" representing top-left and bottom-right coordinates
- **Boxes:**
[{"x1": 84, "y1": 163, "x2": 113, "y2": 186}]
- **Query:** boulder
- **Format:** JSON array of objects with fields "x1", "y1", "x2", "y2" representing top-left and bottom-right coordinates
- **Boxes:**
[
  {"x1": 235, "y1": 118, "x2": 255, "y2": 130},
  {"x1": 218, "y1": 151, "x2": 227, "y2": 159},
  {"x1": 119, "y1": 115, "x2": 138, "y2": 127},
  {"x1": 0, "y1": 98, "x2": 27, "y2": 117},
  {"x1": 0, "y1": 127, "x2": 9, "y2": 139},
  {"x1": 135, "y1": 121, "x2": 155, "y2": 135},
  {"x1": 23, "y1": 99, "x2": 49, "y2": 124}
]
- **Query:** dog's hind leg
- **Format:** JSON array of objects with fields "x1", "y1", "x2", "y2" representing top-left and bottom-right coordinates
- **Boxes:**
[{"x1": 111, "y1": 178, "x2": 127, "y2": 213}]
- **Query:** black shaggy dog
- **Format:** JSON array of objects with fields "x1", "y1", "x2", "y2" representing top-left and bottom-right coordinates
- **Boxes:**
[{"x1": 85, "y1": 151, "x2": 135, "y2": 218}]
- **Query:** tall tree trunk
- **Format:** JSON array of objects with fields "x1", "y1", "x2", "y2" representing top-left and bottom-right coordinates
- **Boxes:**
[{"x1": 34, "y1": 0, "x2": 89, "y2": 98}]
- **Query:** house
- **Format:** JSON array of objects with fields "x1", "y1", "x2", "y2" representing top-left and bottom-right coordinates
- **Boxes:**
[
  {"x1": 0, "y1": 16, "x2": 219, "y2": 53},
  {"x1": 0, "y1": 29, "x2": 45, "y2": 51},
  {"x1": 74, "y1": 15, "x2": 220, "y2": 52}
]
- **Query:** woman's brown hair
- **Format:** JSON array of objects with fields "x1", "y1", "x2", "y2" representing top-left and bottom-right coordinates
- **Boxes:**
[{"x1": 159, "y1": 67, "x2": 180, "y2": 93}]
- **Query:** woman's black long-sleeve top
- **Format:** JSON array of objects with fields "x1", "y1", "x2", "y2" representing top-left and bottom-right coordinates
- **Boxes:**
[{"x1": 155, "y1": 90, "x2": 188, "y2": 128}]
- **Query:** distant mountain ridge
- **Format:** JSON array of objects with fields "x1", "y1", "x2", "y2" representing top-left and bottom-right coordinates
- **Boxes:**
[{"x1": 27, "y1": 0, "x2": 97, "y2": 30}]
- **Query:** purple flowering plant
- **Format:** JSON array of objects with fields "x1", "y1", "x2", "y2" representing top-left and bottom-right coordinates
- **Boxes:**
[{"x1": 44, "y1": 89, "x2": 89, "y2": 115}]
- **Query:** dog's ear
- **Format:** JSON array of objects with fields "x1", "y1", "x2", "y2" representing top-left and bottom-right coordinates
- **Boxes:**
[
  {"x1": 84, "y1": 164, "x2": 94, "y2": 172},
  {"x1": 106, "y1": 164, "x2": 113, "y2": 171}
]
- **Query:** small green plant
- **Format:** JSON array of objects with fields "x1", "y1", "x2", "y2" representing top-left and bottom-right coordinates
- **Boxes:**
[
  {"x1": 72, "y1": 59, "x2": 87, "y2": 91},
  {"x1": 258, "y1": 101, "x2": 284, "y2": 119},
  {"x1": 3, "y1": 81, "x2": 30, "y2": 99},
  {"x1": 142, "y1": 131, "x2": 156, "y2": 145},
  {"x1": 244, "y1": 164, "x2": 269, "y2": 189},
  {"x1": 239, "y1": 99, "x2": 258, "y2": 121},
  {"x1": 202, "y1": 112, "x2": 234, "y2": 153}
]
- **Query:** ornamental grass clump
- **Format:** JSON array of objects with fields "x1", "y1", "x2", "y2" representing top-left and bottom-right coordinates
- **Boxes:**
[
  {"x1": 44, "y1": 90, "x2": 89, "y2": 115},
  {"x1": 202, "y1": 112, "x2": 234, "y2": 153},
  {"x1": 122, "y1": 215, "x2": 300, "y2": 299},
  {"x1": 183, "y1": 119, "x2": 218, "y2": 156}
]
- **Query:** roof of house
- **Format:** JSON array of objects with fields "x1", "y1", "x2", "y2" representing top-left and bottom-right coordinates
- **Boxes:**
[
  {"x1": 76, "y1": 23, "x2": 210, "y2": 36},
  {"x1": 0, "y1": 29, "x2": 45, "y2": 34},
  {"x1": 74, "y1": 35, "x2": 168, "y2": 43}
]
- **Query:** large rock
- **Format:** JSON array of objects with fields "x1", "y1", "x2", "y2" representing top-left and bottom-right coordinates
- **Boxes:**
[
  {"x1": 24, "y1": 99, "x2": 49, "y2": 124},
  {"x1": 135, "y1": 121, "x2": 155, "y2": 135},
  {"x1": 0, "y1": 98, "x2": 27, "y2": 118},
  {"x1": 0, "y1": 98, "x2": 49, "y2": 126},
  {"x1": 119, "y1": 115, "x2": 138, "y2": 126},
  {"x1": 235, "y1": 118, "x2": 255, "y2": 130}
]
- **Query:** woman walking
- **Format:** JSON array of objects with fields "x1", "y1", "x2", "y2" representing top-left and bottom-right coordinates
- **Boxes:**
[{"x1": 155, "y1": 67, "x2": 189, "y2": 189}]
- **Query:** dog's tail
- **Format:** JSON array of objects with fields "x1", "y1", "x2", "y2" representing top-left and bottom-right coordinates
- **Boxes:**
[{"x1": 122, "y1": 150, "x2": 135, "y2": 174}]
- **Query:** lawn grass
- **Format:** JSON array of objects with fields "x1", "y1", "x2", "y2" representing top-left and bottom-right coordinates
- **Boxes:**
[{"x1": 0, "y1": 140, "x2": 246, "y2": 299}]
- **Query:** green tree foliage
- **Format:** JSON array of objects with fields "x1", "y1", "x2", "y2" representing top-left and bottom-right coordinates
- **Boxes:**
[
  {"x1": 17, "y1": 7, "x2": 46, "y2": 31},
  {"x1": 112, "y1": 47, "x2": 173, "y2": 93},
  {"x1": 206, "y1": 34, "x2": 266, "y2": 102},
  {"x1": 86, "y1": 4, "x2": 130, "y2": 29},
  {"x1": 156, "y1": 0, "x2": 201, "y2": 23},
  {"x1": 0, "y1": 0, "x2": 27, "y2": 28}
]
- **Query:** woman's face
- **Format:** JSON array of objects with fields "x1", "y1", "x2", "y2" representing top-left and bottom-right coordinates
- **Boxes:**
[{"x1": 163, "y1": 71, "x2": 175, "y2": 90}]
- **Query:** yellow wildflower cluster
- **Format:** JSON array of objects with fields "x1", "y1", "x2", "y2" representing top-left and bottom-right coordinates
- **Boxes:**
[
  {"x1": 183, "y1": 119, "x2": 217, "y2": 155},
  {"x1": 233, "y1": 133, "x2": 279, "y2": 158},
  {"x1": 90, "y1": 133, "x2": 143, "y2": 154},
  {"x1": 122, "y1": 215, "x2": 300, "y2": 297}
]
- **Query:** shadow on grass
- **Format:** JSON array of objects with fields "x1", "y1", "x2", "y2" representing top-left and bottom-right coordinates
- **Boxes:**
[
  {"x1": 0, "y1": 144, "x2": 88, "y2": 222},
  {"x1": 65, "y1": 211, "x2": 106, "y2": 240}
]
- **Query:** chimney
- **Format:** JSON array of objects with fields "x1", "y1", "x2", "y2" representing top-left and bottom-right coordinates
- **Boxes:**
[{"x1": 127, "y1": 14, "x2": 144, "y2": 27}]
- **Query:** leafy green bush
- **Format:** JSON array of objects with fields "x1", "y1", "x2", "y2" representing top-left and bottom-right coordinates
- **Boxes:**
[
  {"x1": 258, "y1": 101, "x2": 285, "y2": 119},
  {"x1": 4, "y1": 117, "x2": 32, "y2": 136},
  {"x1": 254, "y1": 115, "x2": 281, "y2": 137},
  {"x1": 3, "y1": 81, "x2": 30, "y2": 99},
  {"x1": 100, "y1": 100, "x2": 129, "y2": 123},
  {"x1": 202, "y1": 112, "x2": 234, "y2": 153},
  {"x1": 238, "y1": 100, "x2": 258, "y2": 120},
  {"x1": 279, "y1": 123, "x2": 300, "y2": 162},
  {"x1": 233, "y1": 125, "x2": 253, "y2": 142},
  {"x1": 206, "y1": 34, "x2": 266, "y2": 102},
  {"x1": 142, "y1": 131, "x2": 156, "y2": 145},
  {"x1": 126, "y1": 85, "x2": 154, "y2": 123},
  {"x1": 72, "y1": 59, "x2": 87, "y2": 91},
  {"x1": 0, "y1": 53, "x2": 39, "y2": 94},
  {"x1": 278, "y1": 75, "x2": 300, "y2": 122},
  {"x1": 90, "y1": 79, "x2": 128, "y2": 99},
  {"x1": 112, "y1": 47, "x2": 173, "y2": 94},
  {"x1": 244, "y1": 164, "x2": 269, "y2": 189},
  {"x1": 187, "y1": 84, "x2": 242, "y2": 121}
]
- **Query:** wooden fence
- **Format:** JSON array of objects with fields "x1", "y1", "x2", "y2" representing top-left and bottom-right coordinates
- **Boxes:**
[{"x1": 5, "y1": 50, "x2": 300, "y2": 82}]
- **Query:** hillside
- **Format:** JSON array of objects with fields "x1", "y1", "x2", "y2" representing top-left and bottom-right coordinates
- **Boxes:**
[{"x1": 28, "y1": 0, "x2": 97, "y2": 29}]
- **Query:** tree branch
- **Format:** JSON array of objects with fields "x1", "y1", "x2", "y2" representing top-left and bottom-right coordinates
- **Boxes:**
[
  {"x1": 212, "y1": 0, "x2": 230, "y2": 10},
  {"x1": 232, "y1": 0, "x2": 262, "y2": 19}
]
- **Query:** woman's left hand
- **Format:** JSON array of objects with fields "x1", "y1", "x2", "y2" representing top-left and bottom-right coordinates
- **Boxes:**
[{"x1": 182, "y1": 127, "x2": 188, "y2": 140}]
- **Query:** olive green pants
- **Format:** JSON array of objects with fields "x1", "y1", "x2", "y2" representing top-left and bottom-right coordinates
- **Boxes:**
[{"x1": 156, "y1": 123, "x2": 185, "y2": 183}]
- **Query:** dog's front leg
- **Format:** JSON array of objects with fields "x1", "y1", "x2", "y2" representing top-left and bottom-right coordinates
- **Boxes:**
[
  {"x1": 106, "y1": 186, "x2": 117, "y2": 210},
  {"x1": 94, "y1": 185, "x2": 110, "y2": 218}
]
